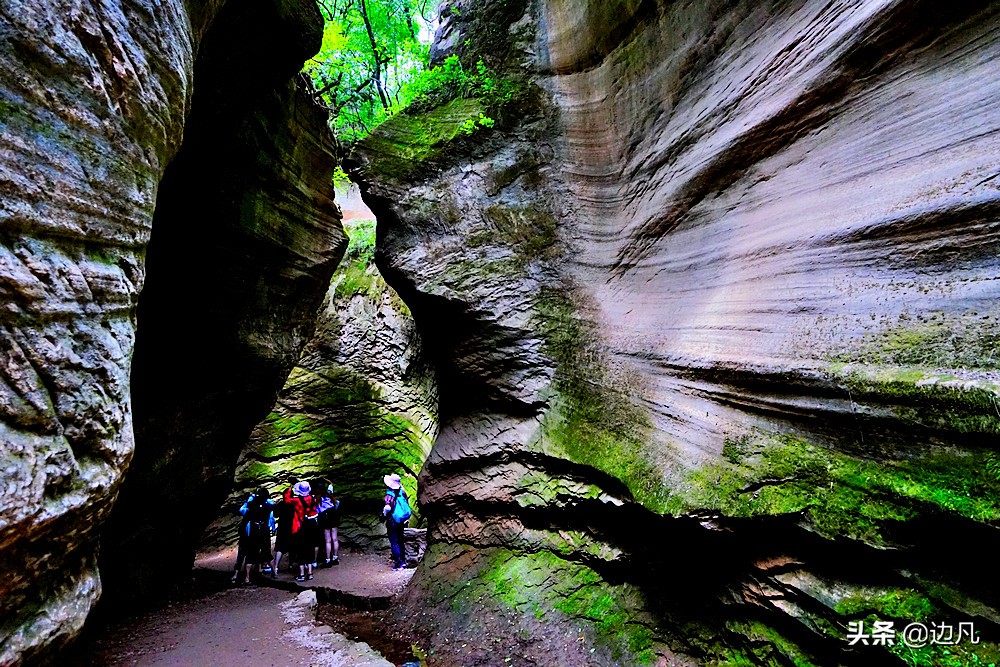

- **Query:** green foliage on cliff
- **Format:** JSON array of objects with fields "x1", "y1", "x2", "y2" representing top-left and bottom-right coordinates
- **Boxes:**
[
  {"x1": 354, "y1": 54, "x2": 541, "y2": 180},
  {"x1": 333, "y1": 219, "x2": 379, "y2": 298},
  {"x1": 344, "y1": 218, "x2": 376, "y2": 263},
  {"x1": 305, "y1": 0, "x2": 433, "y2": 142},
  {"x1": 358, "y1": 97, "x2": 485, "y2": 180},
  {"x1": 399, "y1": 55, "x2": 514, "y2": 122},
  {"x1": 305, "y1": 3, "x2": 515, "y2": 143}
]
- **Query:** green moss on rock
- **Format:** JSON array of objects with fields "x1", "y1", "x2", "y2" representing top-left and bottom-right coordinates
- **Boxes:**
[
  {"x1": 721, "y1": 620, "x2": 817, "y2": 667},
  {"x1": 823, "y1": 587, "x2": 1000, "y2": 667},
  {"x1": 889, "y1": 638, "x2": 1000, "y2": 667},
  {"x1": 533, "y1": 288, "x2": 669, "y2": 512},
  {"x1": 834, "y1": 365, "x2": 1000, "y2": 436},
  {"x1": 664, "y1": 430, "x2": 1000, "y2": 544},
  {"x1": 513, "y1": 471, "x2": 604, "y2": 508},
  {"x1": 460, "y1": 548, "x2": 657, "y2": 664},
  {"x1": 467, "y1": 204, "x2": 558, "y2": 265},
  {"x1": 331, "y1": 218, "x2": 383, "y2": 299},
  {"x1": 834, "y1": 588, "x2": 936, "y2": 622},
  {"x1": 237, "y1": 366, "x2": 431, "y2": 522},
  {"x1": 332, "y1": 258, "x2": 380, "y2": 299},
  {"x1": 359, "y1": 98, "x2": 484, "y2": 182},
  {"x1": 835, "y1": 315, "x2": 1000, "y2": 370}
]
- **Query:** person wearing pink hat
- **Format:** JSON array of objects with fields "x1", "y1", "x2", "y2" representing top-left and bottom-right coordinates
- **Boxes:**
[{"x1": 382, "y1": 473, "x2": 411, "y2": 571}]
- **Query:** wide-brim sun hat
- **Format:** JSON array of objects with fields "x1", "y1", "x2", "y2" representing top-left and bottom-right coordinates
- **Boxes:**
[
  {"x1": 293, "y1": 481, "x2": 311, "y2": 497},
  {"x1": 383, "y1": 473, "x2": 402, "y2": 490}
]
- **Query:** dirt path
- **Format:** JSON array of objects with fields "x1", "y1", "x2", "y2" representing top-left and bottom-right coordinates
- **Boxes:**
[
  {"x1": 196, "y1": 546, "x2": 414, "y2": 601},
  {"x1": 73, "y1": 548, "x2": 414, "y2": 666}
]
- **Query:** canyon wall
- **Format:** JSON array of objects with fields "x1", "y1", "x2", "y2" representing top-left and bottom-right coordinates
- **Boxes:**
[
  {"x1": 351, "y1": 0, "x2": 1000, "y2": 664},
  {"x1": 204, "y1": 219, "x2": 437, "y2": 553},
  {"x1": 0, "y1": 0, "x2": 342, "y2": 661},
  {"x1": 100, "y1": 0, "x2": 345, "y2": 604}
]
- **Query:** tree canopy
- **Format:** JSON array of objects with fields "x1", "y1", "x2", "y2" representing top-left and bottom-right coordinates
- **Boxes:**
[{"x1": 306, "y1": 0, "x2": 436, "y2": 143}]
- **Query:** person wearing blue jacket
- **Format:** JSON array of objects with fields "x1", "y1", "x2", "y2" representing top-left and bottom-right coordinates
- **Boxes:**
[
  {"x1": 232, "y1": 487, "x2": 276, "y2": 584},
  {"x1": 382, "y1": 473, "x2": 411, "y2": 571}
]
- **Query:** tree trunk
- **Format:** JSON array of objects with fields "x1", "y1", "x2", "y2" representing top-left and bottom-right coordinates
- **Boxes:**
[{"x1": 358, "y1": 0, "x2": 390, "y2": 109}]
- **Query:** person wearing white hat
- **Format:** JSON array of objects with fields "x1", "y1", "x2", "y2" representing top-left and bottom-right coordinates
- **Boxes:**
[{"x1": 382, "y1": 473, "x2": 411, "y2": 571}]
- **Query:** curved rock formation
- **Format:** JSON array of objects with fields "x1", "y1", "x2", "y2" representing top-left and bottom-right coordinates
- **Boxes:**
[
  {"x1": 0, "y1": 0, "x2": 341, "y2": 660},
  {"x1": 350, "y1": 0, "x2": 1000, "y2": 663},
  {"x1": 99, "y1": 0, "x2": 345, "y2": 605},
  {"x1": 204, "y1": 218, "x2": 437, "y2": 553},
  {"x1": 0, "y1": 1, "x2": 193, "y2": 659}
]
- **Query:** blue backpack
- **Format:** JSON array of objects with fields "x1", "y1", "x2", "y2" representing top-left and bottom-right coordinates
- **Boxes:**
[{"x1": 391, "y1": 489, "x2": 412, "y2": 522}]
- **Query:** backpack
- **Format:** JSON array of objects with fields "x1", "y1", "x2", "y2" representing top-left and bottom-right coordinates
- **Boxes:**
[
  {"x1": 391, "y1": 489, "x2": 412, "y2": 522},
  {"x1": 243, "y1": 499, "x2": 272, "y2": 537}
]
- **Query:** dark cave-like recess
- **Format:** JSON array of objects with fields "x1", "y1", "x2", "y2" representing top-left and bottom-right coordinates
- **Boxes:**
[{"x1": 98, "y1": 0, "x2": 345, "y2": 605}]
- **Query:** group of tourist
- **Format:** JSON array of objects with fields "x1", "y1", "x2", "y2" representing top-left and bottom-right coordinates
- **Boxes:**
[
  {"x1": 231, "y1": 477, "x2": 341, "y2": 584},
  {"x1": 230, "y1": 472, "x2": 412, "y2": 583}
]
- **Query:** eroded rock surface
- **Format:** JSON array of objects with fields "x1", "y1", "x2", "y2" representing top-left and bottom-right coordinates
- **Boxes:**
[
  {"x1": 0, "y1": 0, "x2": 341, "y2": 660},
  {"x1": 99, "y1": 0, "x2": 345, "y2": 605},
  {"x1": 351, "y1": 0, "x2": 1000, "y2": 663},
  {"x1": 204, "y1": 220, "x2": 437, "y2": 553},
  {"x1": 0, "y1": 0, "x2": 193, "y2": 659}
]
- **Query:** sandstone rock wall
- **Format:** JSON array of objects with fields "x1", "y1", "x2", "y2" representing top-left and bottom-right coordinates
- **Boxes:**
[
  {"x1": 100, "y1": 0, "x2": 345, "y2": 604},
  {"x1": 351, "y1": 0, "x2": 1000, "y2": 663},
  {"x1": 0, "y1": 0, "x2": 342, "y2": 660},
  {"x1": 0, "y1": 0, "x2": 194, "y2": 659},
  {"x1": 204, "y1": 220, "x2": 438, "y2": 554}
]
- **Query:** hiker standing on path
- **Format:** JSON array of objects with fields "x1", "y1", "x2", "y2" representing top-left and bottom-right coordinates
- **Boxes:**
[
  {"x1": 273, "y1": 480, "x2": 297, "y2": 572},
  {"x1": 237, "y1": 487, "x2": 276, "y2": 583},
  {"x1": 230, "y1": 491, "x2": 252, "y2": 584},
  {"x1": 289, "y1": 481, "x2": 318, "y2": 582},
  {"x1": 316, "y1": 479, "x2": 341, "y2": 568},
  {"x1": 382, "y1": 473, "x2": 411, "y2": 571}
]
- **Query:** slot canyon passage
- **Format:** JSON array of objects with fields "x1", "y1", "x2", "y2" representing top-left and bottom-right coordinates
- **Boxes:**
[{"x1": 3, "y1": 0, "x2": 1000, "y2": 665}]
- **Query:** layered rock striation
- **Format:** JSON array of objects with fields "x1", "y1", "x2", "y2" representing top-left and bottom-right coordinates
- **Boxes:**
[
  {"x1": 100, "y1": 0, "x2": 345, "y2": 604},
  {"x1": 0, "y1": 0, "x2": 342, "y2": 661},
  {"x1": 205, "y1": 217, "x2": 437, "y2": 553},
  {"x1": 350, "y1": 0, "x2": 1000, "y2": 664},
  {"x1": 0, "y1": 0, "x2": 194, "y2": 659}
]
